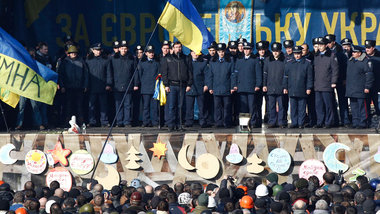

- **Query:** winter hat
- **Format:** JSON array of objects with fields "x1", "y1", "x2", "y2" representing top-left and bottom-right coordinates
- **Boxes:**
[
  {"x1": 266, "y1": 173, "x2": 278, "y2": 183},
  {"x1": 197, "y1": 193, "x2": 209, "y2": 206}
]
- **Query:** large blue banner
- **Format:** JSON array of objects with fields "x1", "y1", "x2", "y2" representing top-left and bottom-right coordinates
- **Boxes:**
[{"x1": 7, "y1": 0, "x2": 380, "y2": 56}]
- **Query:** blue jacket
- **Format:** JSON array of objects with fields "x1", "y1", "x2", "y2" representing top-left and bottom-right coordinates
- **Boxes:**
[
  {"x1": 263, "y1": 53, "x2": 286, "y2": 95},
  {"x1": 85, "y1": 54, "x2": 112, "y2": 93},
  {"x1": 313, "y1": 48, "x2": 339, "y2": 92},
  {"x1": 283, "y1": 57, "x2": 313, "y2": 98},
  {"x1": 111, "y1": 53, "x2": 136, "y2": 92},
  {"x1": 207, "y1": 57, "x2": 236, "y2": 96},
  {"x1": 135, "y1": 57, "x2": 160, "y2": 95},
  {"x1": 345, "y1": 53, "x2": 374, "y2": 98},
  {"x1": 186, "y1": 56, "x2": 209, "y2": 96},
  {"x1": 234, "y1": 55, "x2": 262, "y2": 93}
]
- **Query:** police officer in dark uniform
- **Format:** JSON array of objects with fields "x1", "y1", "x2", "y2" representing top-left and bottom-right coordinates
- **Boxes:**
[
  {"x1": 256, "y1": 40, "x2": 271, "y2": 126},
  {"x1": 207, "y1": 43, "x2": 236, "y2": 128},
  {"x1": 312, "y1": 38, "x2": 319, "y2": 54},
  {"x1": 234, "y1": 42, "x2": 262, "y2": 128},
  {"x1": 132, "y1": 45, "x2": 144, "y2": 126},
  {"x1": 205, "y1": 41, "x2": 217, "y2": 61},
  {"x1": 346, "y1": 45, "x2": 374, "y2": 128},
  {"x1": 228, "y1": 41, "x2": 239, "y2": 62},
  {"x1": 204, "y1": 41, "x2": 217, "y2": 125},
  {"x1": 263, "y1": 42, "x2": 287, "y2": 128},
  {"x1": 161, "y1": 41, "x2": 192, "y2": 131},
  {"x1": 313, "y1": 37, "x2": 339, "y2": 128},
  {"x1": 185, "y1": 50, "x2": 209, "y2": 128},
  {"x1": 134, "y1": 45, "x2": 160, "y2": 127},
  {"x1": 283, "y1": 46, "x2": 313, "y2": 128},
  {"x1": 365, "y1": 40, "x2": 380, "y2": 119},
  {"x1": 227, "y1": 40, "x2": 239, "y2": 124},
  {"x1": 85, "y1": 43, "x2": 112, "y2": 127},
  {"x1": 237, "y1": 38, "x2": 247, "y2": 55},
  {"x1": 283, "y1": 40, "x2": 294, "y2": 61},
  {"x1": 325, "y1": 34, "x2": 349, "y2": 127},
  {"x1": 341, "y1": 38, "x2": 353, "y2": 55},
  {"x1": 110, "y1": 40, "x2": 136, "y2": 127},
  {"x1": 112, "y1": 41, "x2": 120, "y2": 56}
]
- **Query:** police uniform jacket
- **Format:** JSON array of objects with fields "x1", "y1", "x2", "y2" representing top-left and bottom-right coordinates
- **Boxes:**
[
  {"x1": 161, "y1": 53, "x2": 193, "y2": 87},
  {"x1": 345, "y1": 53, "x2": 374, "y2": 98},
  {"x1": 207, "y1": 57, "x2": 236, "y2": 96},
  {"x1": 111, "y1": 53, "x2": 136, "y2": 92},
  {"x1": 263, "y1": 53, "x2": 286, "y2": 95},
  {"x1": 186, "y1": 56, "x2": 209, "y2": 96},
  {"x1": 85, "y1": 54, "x2": 112, "y2": 93},
  {"x1": 313, "y1": 48, "x2": 339, "y2": 92},
  {"x1": 58, "y1": 56, "x2": 89, "y2": 89},
  {"x1": 283, "y1": 58, "x2": 313, "y2": 98},
  {"x1": 135, "y1": 57, "x2": 160, "y2": 95},
  {"x1": 234, "y1": 55, "x2": 262, "y2": 93},
  {"x1": 366, "y1": 49, "x2": 380, "y2": 92}
]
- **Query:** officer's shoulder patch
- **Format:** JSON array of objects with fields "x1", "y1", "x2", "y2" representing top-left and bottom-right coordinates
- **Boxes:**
[{"x1": 368, "y1": 61, "x2": 372, "y2": 68}]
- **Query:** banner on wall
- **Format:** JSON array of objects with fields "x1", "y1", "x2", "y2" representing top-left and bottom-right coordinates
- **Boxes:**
[{"x1": 218, "y1": 0, "x2": 253, "y2": 43}]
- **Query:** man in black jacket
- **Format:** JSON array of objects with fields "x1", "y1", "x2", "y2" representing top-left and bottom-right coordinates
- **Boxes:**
[
  {"x1": 86, "y1": 43, "x2": 112, "y2": 127},
  {"x1": 313, "y1": 37, "x2": 339, "y2": 128},
  {"x1": 161, "y1": 41, "x2": 192, "y2": 131},
  {"x1": 58, "y1": 45, "x2": 89, "y2": 125},
  {"x1": 365, "y1": 40, "x2": 380, "y2": 121}
]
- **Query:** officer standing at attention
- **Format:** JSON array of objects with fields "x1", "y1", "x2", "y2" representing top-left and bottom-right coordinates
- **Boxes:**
[
  {"x1": 263, "y1": 42, "x2": 287, "y2": 128},
  {"x1": 86, "y1": 43, "x2": 112, "y2": 127},
  {"x1": 161, "y1": 41, "x2": 192, "y2": 131},
  {"x1": 283, "y1": 40, "x2": 295, "y2": 61},
  {"x1": 283, "y1": 46, "x2": 313, "y2": 128},
  {"x1": 313, "y1": 37, "x2": 339, "y2": 128},
  {"x1": 237, "y1": 38, "x2": 247, "y2": 56},
  {"x1": 132, "y1": 45, "x2": 144, "y2": 126},
  {"x1": 134, "y1": 45, "x2": 160, "y2": 127},
  {"x1": 364, "y1": 40, "x2": 380, "y2": 120},
  {"x1": 207, "y1": 43, "x2": 236, "y2": 128},
  {"x1": 110, "y1": 40, "x2": 136, "y2": 127},
  {"x1": 234, "y1": 42, "x2": 262, "y2": 128},
  {"x1": 301, "y1": 43, "x2": 316, "y2": 127},
  {"x1": 111, "y1": 41, "x2": 120, "y2": 56},
  {"x1": 255, "y1": 41, "x2": 270, "y2": 126},
  {"x1": 346, "y1": 45, "x2": 374, "y2": 128},
  {"x1": 185, "y1": 50, "x2": 209, "y2": 128}
]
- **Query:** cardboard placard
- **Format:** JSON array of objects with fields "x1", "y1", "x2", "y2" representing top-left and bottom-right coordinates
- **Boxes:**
[
  {"x1": 323, "y1": 143, "x2": 350, "y2": 173},
  {"x1": 100, "y1": 143, "x2": 118, "y2": 164},
  {"x1": 69, "y1": 150, "x2": 94, "y2": 175},
  {"x1": 46, "y1": 167, "x2": 73, "y2": 192},
  {"x1": 0, "y1": 144, "x2": 17, "y2": 165},
  {"x1": 25, "y1": 150, "x2": 47, "y2": 174},
  {"x1": 299, "y1": 159, "x2": 326, "y2": 185},
  {"x1": 226, "y1": 143, "x2": 243, "y2": 164},
  {"x1": 268, "y1": 148, "x2": 291, "y2": 174}
]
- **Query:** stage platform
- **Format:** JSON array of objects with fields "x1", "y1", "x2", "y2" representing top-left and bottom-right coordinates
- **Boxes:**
[{"x1": 0, "y1": 126, "x2": 379, "y2": 191}]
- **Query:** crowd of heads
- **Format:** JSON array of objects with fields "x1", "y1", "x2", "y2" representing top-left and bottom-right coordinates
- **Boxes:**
[{"x1": 0, "y1": 172, "x2": 379, "y2": 214}]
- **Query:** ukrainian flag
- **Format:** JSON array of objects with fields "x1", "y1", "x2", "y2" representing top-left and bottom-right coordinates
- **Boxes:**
[
  {"x1": 153, "y1": 74, "x2": 166, "y2": 106},
  {"x1": 158, "y1": 0, "x2": 214, "y2": 54},
  {"x1": 0, "y1": 27, "x2": 58, "y2": 105}
]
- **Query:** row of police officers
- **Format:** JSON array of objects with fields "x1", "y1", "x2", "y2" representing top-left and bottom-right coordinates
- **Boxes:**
[{"x1": 57, "y1": 34, "x2": 379, "y2": 130}]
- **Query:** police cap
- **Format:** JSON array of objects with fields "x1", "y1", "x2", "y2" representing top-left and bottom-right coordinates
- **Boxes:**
[
  {"x1": 91, "y1": 43, "x2": 102, "y2": 50},
  {"x1": 243, "y1": 42, "x2": 252, "y2": 49},
  {"x1": 256, "y1": 41, "x2": 268, "y2": 50},
  {"x1": 293, "y1": 46, "x2": 303, "y2": 53},
  {"x1": 283, "y1": 40, "x2": 294, "y2": 48},
  {"x1": 365, "y1": 40, "x2": 376, "y2": 48},
  {"x1": 312, "y1": 38, "x2": 319, "y2": 45},
  {"x1": 208, "y1": 41, "x2": 217, "y2": 49},
  {"x1": 237, "y1": 38, "x2": 247, "y2": 44},
  {"x1": 146, "y1": 45, "x2": 155, "y2": 52},
  {"x1": 341, "y1": 38, "x2": 353, "y2": 46},
  {"x1": 120, "y1": 40, "x2": 128, "y2": 47},
  {"x1": 113, "y1": 41, "x2": 120, "y2": 48},
  {"x1": 217, "y1": 43, "x2": 227, "y2": 51},
  {"x1": 317, "y1": 37, "x2": 328, "y2": 45},
  {"x1": 271, "y1": 42, "x2": 282, "y2": 52},
  {"x1": 351, "y1": 45, "x2": 365, "y2": 52},
  {"x1": 135, "y1": 45, "x2": 144, "y2": 51},
  {"x1": 162, "y1": 40, "x2": 171, "y2": 47},
  {"x1": 228, "y1": 41, "x2": 237, "y2": 49},
  {"x1": 324, "y1": 34, "x2": 336, "y2": 43}
]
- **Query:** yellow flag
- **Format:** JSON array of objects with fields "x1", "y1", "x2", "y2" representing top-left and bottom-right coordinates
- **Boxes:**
[{"x1": 0, "y1": 87, "x2": 20, "y2": 108}]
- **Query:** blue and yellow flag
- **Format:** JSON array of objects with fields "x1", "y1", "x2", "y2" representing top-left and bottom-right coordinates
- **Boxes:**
[
  {"x1": 0, "y1": 27, "x2": 58, "y2": 105},
  {"x1": 158, "y1": 0, "x2": 214, "y2": 54},
  {"x1": 153, "y1": 74, "x2": 166, "y2": 106}
]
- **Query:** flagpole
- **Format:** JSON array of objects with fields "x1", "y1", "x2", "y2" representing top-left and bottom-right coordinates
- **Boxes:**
[
  {"x1": 0, "y1": 102, "x2": 9, "y2": 133},
  {"x1": 90, "y1": 21, "x2": 160, "y2": 181}
]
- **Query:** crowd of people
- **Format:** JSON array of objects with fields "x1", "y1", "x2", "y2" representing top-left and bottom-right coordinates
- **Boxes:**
[
  {"x1": 0, "y1": 172, "x2": 379, "y2": 213},
  {"x1": 7, "y1": 34, "x2": 380, "y2": 131}
]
